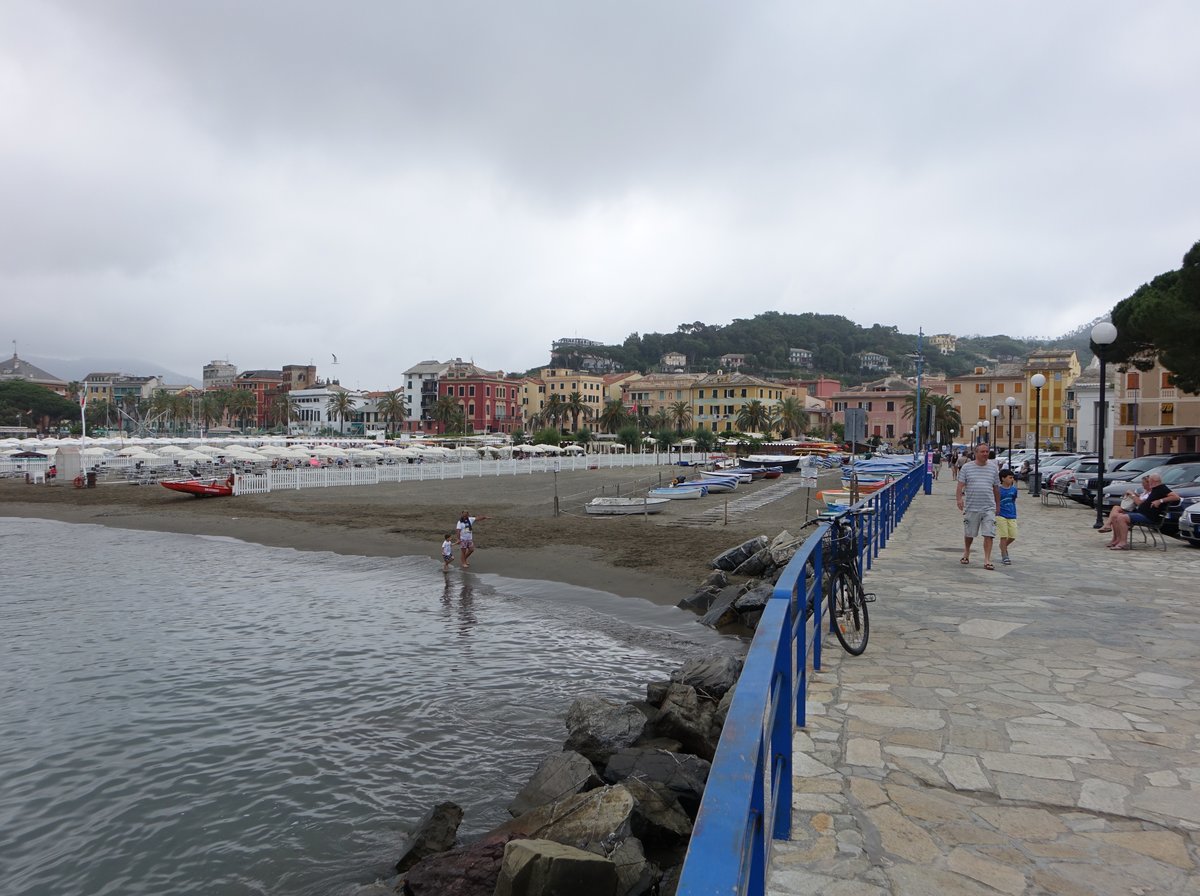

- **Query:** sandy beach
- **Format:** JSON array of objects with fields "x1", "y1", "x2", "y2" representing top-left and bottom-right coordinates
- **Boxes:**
[{"x1": 2, "y1": 465, "x2": 838, "y2": 604}]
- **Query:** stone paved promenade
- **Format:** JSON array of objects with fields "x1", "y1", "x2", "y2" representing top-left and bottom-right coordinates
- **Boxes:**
[{"x1": 767, "y1": 473, "x2": 1200, "y2": 895}]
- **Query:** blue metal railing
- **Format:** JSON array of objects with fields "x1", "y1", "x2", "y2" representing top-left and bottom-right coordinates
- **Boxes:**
[{"x1": 677, "y1": 462, "x2": 925, "y2": 895}]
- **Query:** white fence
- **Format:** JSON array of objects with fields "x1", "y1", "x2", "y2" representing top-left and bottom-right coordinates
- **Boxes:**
[{"x1": 231, "y1": 452, "x2": 685, "y2": 495}]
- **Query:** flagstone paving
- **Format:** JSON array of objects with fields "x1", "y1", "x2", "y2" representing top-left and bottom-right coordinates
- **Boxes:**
[{"x1": 767, "y1": 475, "x2": 1200, "y2": 895}]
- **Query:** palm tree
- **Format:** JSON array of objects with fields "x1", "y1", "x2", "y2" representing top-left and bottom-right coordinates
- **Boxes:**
[
  {"x1": 326, "y1": 390, "x2": 357, "y2": 435},
  {"x1": 598, "y1": 399, "x2": 628, "y2": 434},
  {"x1": 692, "y1": 427, "x2": 718, "y2": 454},
  {"x1": 564, "y1": 391, "x2": 591, "y2": 432},
  {"x1": 541, "y1": 393, "x2": 566, "y2": 431},
  {"x1": 668, "y1": 400, "x2": 693, "y2": 433},
  {"x1": 228, "y1": 389, "x2": 257, "y2": 431},
  {"x1": 375, "y1": 390, "x2": 404, "y2": 436},
  {"x1": 650, "y1": 409, "x2": 671, "y2": 431},
  {"x1": 903, "y1": 389, "x2": 959, "y2": 447},
  {"x1": 776, "y1": 397, "x2": 809, "y2": 438},
  {"x1": 269, "y1": 391, "x2": 296, "y2": 433},
  {"x1": 432, "y1": 394, "x2": 461, "y2": 434},
  {"x1": 199, "y1": 392, "x2": 224, "y2": 432},
  {"x1": 735, "y1": 399, "x2": 771, "y2": 434}
]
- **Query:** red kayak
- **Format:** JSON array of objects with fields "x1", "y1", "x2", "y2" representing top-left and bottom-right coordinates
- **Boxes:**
[{"x1": 161, "y1": 478, "x2": 234, "y2": 498}]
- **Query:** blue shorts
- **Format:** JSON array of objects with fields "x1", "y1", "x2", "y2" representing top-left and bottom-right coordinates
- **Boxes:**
[{"x1": 1126, "y1": 512, "x2": 1152, "y2": 526}]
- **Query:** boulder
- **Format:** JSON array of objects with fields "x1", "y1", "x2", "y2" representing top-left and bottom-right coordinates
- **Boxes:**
[
  {"x1": 493, "y1": 838, "x2": 618, "y2": 896},
  {"x1": 564, "y1": 697, "x2": 648, "y2": 766},
  {"x1": 703, "y1": 570, "x2": 730, "y2": 589},
  {"x1": 652, "y1": 683, "x2": 719, "y2": 761},
  {"x1": 608, "y1": 836, "x2": 659, "y2": 896},
  {"x1": 731, "y1": 546, "x2": 774, "y2": 577},
  {"x1": 508, "y1": 751, "x2": 603, "y2": 817},
  {"x1": 395, "y1": 801, "x2": 464, "y2": 872},
  {"x1": 645, "y1": 680, "x2": 671, "y2": 707},
  {"x1": 768, "y1": 530, "x2": 804, "y2": 567},
  {"x1": 401, "y1": 831, "x2": 517, "y2": 896},
  {"x1": 621, "y1": 777, "x2": 693, "y2": 848},
  {"x1": 697, "y1": 588, "x2": 740, "y2": 628},
  {"x1": 676, "y1": 585, "x2": 721, "y2": 613},
  {"x1": 670, "y1": 655, "x2": 743, "y2": 700},
  {"x1": 602, "y1": 749, "x2": 711, "y2": 818},
  {"x1": 732, "y1": 583, "x2": 773, "y2": 616},
  {"x1": 714, "y1": 687, "x2": 735, "y2": 731},
  {"x1": 711, "y1": 536, "x2": 768, "y2": 572},
  {"x1": 496, "y1": 784, "x2": 636, "y2": 855}
]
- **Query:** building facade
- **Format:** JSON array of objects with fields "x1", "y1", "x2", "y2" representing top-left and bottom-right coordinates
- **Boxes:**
[
  {"x1": 945, "y1": 363, "x2": 1027, "y2": 449},
  {"x1": 402, "y1": 360, "x2": 451, "y2": 432},
  {"x1": 831, "y1": 376, "x2": 947, "y2": 446},
  {"x1": 438, "y1": 361, "x2": 522, "y2": 434},
  {"x1": 1112, "y1": 357, "x2": 1200, "y2": 457},
  {"x1": 1023, "y1": 350, "x2": 1081, "y2": 451}
]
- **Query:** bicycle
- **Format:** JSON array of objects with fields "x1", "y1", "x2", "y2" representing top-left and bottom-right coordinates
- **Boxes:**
[{"x1": 823, "y1": 507, "x2": 876, "y2": 655}]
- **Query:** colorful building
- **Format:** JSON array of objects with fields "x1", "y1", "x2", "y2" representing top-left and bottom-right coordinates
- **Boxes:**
[
  {"x1": 1112, "y1": 357, "x2": 1200, "y2": 457},
  {"x1": 438, "y1": 360, "x2": 522, "y2": 434},
  {"x1": 1022, "y1": 350, "x2": 1081, "y2": 451}
]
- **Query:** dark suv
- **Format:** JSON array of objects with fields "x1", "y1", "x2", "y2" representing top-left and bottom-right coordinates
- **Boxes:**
[{"x1": 1083, "y1": 453, "x2": 1200, "y2": 506}]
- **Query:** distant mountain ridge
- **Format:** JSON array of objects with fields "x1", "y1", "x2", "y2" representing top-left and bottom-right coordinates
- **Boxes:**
[{"x1": 20, "y1": 354, "x2": 202, "y2": 388}]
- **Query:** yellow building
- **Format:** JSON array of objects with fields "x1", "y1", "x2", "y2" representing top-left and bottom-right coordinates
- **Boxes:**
[
  {"x1": 521, "y1": 368, "x2": 608, "y2": 430},
  {"x1": 944, "y1": 363, "x2": 1027, "y2": 448},
  {"x1": 1023, "y1": 350, "x2": 1081, "y2": 450},
  {"x1": 621, "y1": 373, "x2": 702, "y2": 426},
  {"x1": 1112, "y1": 357, "x2": 1200, "y2": 457},
  {"x1": 689, "y1": 372, "x2": 787, "y2": 433}
]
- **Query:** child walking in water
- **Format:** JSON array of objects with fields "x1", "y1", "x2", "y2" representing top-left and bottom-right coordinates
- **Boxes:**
[
  {"x1": 997, "y1": 469, "x2": 1019, "y2": 565},
  {"x1": 441, "y1": 533, "x2": 455, "y2": 571}
]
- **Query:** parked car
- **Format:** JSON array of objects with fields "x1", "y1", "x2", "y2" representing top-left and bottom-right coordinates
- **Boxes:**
[
  {"x1": 1160, "y1": 481, "x2": 1200, "y2": 537},
  {"x1": 1037, "y1": 455, "x2": 1081, "y2": 491},
  {"x1": 1098, "y1": 462, "x2": 1200, "y2": 510},
  {"x1": 1048, "y1": 457, "x2": 1092, "y2": 496},
  {"x1": 1081, "y1": 453, "x2": 1200, "y2": 507},
  {"x1": 1072, "y1": 458, "x2": 1131, "y2": 505},
  {"x1": 1177, "y1": 501, "x2": 1200, "y2": 547}
]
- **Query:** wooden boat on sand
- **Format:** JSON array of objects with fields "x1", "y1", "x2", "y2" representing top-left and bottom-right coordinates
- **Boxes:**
[
  {"x1": 648, "y1": 485, "x2": 706, "y2": 500},
  {"x1": 586, "y1": 496, "x2": 671, "y2": 515}
]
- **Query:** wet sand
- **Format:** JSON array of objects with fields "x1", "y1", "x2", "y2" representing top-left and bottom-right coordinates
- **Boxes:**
[{"x1": 2, "y1": 465, "x2": 835, "y2": 604}]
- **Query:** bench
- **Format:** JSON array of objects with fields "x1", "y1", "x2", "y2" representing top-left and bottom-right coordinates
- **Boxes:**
[
  {"x1": 1040, "y1": 490, "x2": 1069, "y2": 507},
  {"x1": 1129, "y1": 519, "x2": 1168, "y2": 551}
]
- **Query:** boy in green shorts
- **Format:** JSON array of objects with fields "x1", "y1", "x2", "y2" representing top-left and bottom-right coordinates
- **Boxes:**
[{"x1": 997, "y1": 469, "x2": 1019, "y2": 564}]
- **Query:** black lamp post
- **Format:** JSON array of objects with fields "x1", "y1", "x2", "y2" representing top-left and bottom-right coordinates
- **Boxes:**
[
  {"x1": 1091, "y1": 321, "x2": 1117, "y2": 528},
  {"x1": 1005, "y1": 396, "x2": 1017, "y2": 469},
  {"x1": 1031, "y1": 374, "x2": 1046, "y2": 496}
]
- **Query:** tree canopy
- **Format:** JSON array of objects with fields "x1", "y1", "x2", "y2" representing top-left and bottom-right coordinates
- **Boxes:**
[{"x1": 1108, "y1": 240, "x2": 1200, "y2": 394}]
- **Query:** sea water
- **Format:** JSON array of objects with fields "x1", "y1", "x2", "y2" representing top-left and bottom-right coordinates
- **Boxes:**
[{"x1": 0, "y1": 517, "x2": 735, "y2": 896}]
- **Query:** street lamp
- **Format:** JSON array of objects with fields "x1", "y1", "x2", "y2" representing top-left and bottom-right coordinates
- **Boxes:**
[
  {"x1": 979, "y1": 419, "x2": 989, "y2": 445},
  {"x1": 1091, "y1": 321, "x2": 1118, "y2": 528},
  {"x1": 991, "y1": 407, "x2": 1000, "y2": 452},
  {"x1": 1031, "y1": 373, "x2": 1047, "y2": 496},
  {"x1": 1005, "y1": 396, "x2": 1017, "y2": 469},
  {"x1": 970, "y1": 425, "x2": 977, "y2": 446}
]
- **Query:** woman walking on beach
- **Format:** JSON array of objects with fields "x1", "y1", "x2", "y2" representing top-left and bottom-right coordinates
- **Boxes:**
[{"x1": 456, "y1": 510, "x2": 488, "y2": 568}]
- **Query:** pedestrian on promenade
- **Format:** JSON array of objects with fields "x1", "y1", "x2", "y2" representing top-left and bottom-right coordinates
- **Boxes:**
[
  {"x1": 932, "y1": 448, "x2": 943, "y2": 480},
  {"x1": 441, "y1": 532, "x2": 455, "y2": 571},
  {"x1": 956, "y1": 443, "x2": 1001, "y2": 569},
  {"x1": 456, "y1": 510, "x2": 489, "y2": 568},
  {"x1": 997, "y1": 468, "x2": 1018, "y2": 565}
]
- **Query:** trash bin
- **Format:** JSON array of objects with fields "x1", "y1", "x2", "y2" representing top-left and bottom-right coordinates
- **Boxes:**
[{"x1": 86, "y1": 470, "x2": 97, "y2": 488}]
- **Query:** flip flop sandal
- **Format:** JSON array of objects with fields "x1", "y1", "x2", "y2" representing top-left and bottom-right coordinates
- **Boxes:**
[
  {"x1": 984, "y1": 563, "x2": 995, "y2": 570},
  {"x1": 959, "y1": 557, "x2": 970, "y2": 565}
]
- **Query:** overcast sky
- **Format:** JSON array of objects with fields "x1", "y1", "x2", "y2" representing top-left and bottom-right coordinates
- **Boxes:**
[{"x1": 3, "y1": 1, "x2": 1198, "y2": 389}]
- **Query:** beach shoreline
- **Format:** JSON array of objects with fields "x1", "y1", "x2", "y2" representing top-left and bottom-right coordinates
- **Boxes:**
[{"x1": 3, "y1": 467, "x2": 828, "y2": 604}]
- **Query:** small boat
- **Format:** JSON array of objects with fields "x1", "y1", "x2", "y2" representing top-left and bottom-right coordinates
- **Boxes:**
[
  {"x1": 700, "y1": 468, "x2": 752, "y2": 484},
  {"x1": 161, "y1": 478, "x2": 234, "y2": 498},
  {"x1": 648, "y1": 486, "x2": 705, "y2": 500},
  {"x1": 817, "y1": 489, "x2": 855, "y2": 511},
  {"x1": 696, "y1": 477, "x2": 737, "y2": 493},
  {"x1": 738, "y1": 455, "x2": 802, "y2": 473},
  {"x1": 760, "y1": 466, "x2": 783, "y2": 479},
  {"x1": 585, "y1": 496, "x2": 671, "y2": 515}
]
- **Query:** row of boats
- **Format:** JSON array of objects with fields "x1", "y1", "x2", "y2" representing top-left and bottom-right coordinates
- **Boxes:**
[{"x1": 586, "y1": 463, "x2": 787, "y2": 515}]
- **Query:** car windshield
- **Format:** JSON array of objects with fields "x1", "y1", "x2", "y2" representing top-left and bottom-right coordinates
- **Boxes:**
[{"x1": 1161, "y1": 464, "x2": 1200, "y2": 485}]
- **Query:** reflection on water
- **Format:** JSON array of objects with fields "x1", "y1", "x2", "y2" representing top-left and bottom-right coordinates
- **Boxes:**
[
  {"x1": 442, "y1": 575, "x2": 478, "y2": 633},
  {"x1": 0, "y1": 518, "x2": 734, "y2": 896}
]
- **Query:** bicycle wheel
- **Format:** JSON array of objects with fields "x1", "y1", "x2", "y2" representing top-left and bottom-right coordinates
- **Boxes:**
[{"x1": 829, "y1": 570, "x2": 869, "y2": 655}]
